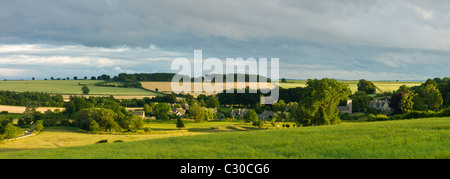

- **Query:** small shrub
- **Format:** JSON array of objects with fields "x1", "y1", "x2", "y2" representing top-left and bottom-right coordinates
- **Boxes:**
[
  {"x1": 176, "y1": 118, "x2": 185, "y2": 129},
  {"x1": 34, "y1": 120, "x2": 44, "y2": 132},
  {"x1": 144, "y1": 127, "x2": 151, "y2": 132},
  {"x1": 285, "y1": 124, "x2": 290, "y2": 128},
  {"x1": 17, "y1": 118, "x2": 26, "y2": 126},
  {"x1": 368, "y1": 114, "x2": 390, "y2": 121},
  {"x1": 60, "y1": 119, "x2": 71, "y2": 126},
  {"x1": 96, "y1": 139, "x2": 108, "y2": 144}
]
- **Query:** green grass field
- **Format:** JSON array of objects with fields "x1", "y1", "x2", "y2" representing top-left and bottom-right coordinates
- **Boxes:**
[
  {"x1": 279, "y1": 80, "x2": 423, "y2": 93},
  {"x1": 1, "y1": 117, "x2": 448, "y2": 159},
  {"x1": 0, "y1": 80, "x2": 159, "y2": 96},
  {"x1": 0, "y1": 120, "x2": 254, "y2": 153}
]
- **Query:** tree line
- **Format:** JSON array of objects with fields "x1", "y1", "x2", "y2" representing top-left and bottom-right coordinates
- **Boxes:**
[
  {"x1": 347, "y1": 78, "x2": 450, "y2": 123},
  {"x1": 0, "y1": 91, "x2": 64, "y2": 107}
]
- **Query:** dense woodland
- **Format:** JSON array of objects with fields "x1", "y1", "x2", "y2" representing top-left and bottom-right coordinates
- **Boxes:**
[
  {"x1": 0, "y1": 91, "x2": 64, "y2": 107},
  {"x1": 104, "y1": 73, "x2": 271, "y2": 88}
]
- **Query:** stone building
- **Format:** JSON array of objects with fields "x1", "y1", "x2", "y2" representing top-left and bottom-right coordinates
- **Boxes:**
[
  {"x1": 337, "y1": 99, "x2": 352, "y2": 114},
  {"x1": 369, "y1": 98, "x2": 392, "y2": 114}
]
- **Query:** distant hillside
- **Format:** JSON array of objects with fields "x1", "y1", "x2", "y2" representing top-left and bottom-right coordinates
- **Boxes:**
[{"x1": 112, "y1": 73, "x2": 271, "y2": 88}]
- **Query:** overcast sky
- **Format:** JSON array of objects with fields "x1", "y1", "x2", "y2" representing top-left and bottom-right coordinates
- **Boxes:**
[{"x1": 0, "y1": 0, "x2": 449, "y2": 80}]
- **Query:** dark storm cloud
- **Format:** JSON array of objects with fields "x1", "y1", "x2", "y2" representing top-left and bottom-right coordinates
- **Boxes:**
[{"x1": 0, "y1": 0, "x2": 449, "y2": 80}]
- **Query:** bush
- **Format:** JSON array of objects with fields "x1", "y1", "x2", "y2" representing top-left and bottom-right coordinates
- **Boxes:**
[
  {"x1": 17, "y1": 118, "x2": 26, "y2": 126},
  {"x1": 96, "y1": 139, "x2": 108, "y2": 144},
  {"x1": 34, "y1": 120, "x2": 44, "y2": 132},
  {"x1": 2, "y1": 123, "x2": 22, "y2": 139},
  {"x1": 441, "y1": 108, "x2": 450, "y2": 116},
  {"x1": 368, "y1": 114, "x2": 390, "y2": 121},
  {"x1": 386, "y1": 108, "x2": 450, "y2": 121},
  {"x1": 244, "y1": 110, "x2": 258, "y2": 123},
  {"x1": 60, "y1": 119, "x2": 71, "y2": 126},
  {"x1": 252, "y1": 119, "x2": 263, "y2": 129},
  {"x1": 176, "y1": 118, "x2": 185, "y2": 129}
]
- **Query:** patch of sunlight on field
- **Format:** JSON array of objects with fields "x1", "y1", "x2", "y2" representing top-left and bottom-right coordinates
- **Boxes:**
[
  {"x1": 0, "y1": 126, "x2": 202, "y2": 152},
  {"x1": 140, "y1": 81, "x2": 276, "y2": 97},
  {"x1": 1, "y1": 117, "x2": 448, "y2": 159},
  {"x1": 0, "y1": 121, "x2": 252, "y2": 153},
  {"x1": 279, "y1": 80, "x2": 423, "y2": 93}
]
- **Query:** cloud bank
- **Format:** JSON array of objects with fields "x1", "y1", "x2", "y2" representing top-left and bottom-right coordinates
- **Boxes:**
[{"x1": 0, "y1": 0, "x2": 449, "y2": 80}]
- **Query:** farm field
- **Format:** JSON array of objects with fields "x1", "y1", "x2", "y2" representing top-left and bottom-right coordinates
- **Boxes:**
[
  {"x1": 0, "y1": 121, "x2": 254, "y2": 153},
  {"x1": 141, "y1": 81, "x2": 276, "y2": 97},
  {"x1": 0, "y1": 80, "x2": 159, "y2": 96},
  {"x1": 0, "y1": 105, "x2": 64, "y2": 114},
  {"x1": 1, "y1": 117, "x2": 448, "y2": 159},
  {"x1": 141, "y1": 80, "x2": 423, "y2": 96},
  {"x1": 279, "y1": 80, "x2": 424, "y2": 93}
]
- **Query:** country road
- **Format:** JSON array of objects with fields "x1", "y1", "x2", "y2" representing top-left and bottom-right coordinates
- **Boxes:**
[{"x1": 3, "y1": 124, "x2": 36, "y2": 142}]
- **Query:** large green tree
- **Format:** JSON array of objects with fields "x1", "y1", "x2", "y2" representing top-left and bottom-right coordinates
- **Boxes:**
[
  {"x1": 293, "y1": 78, "x2": 351, "y2": 126},
  {"x1": 206, "y1": 96, "x2": 220, "y2": 109},
  {"x1": 153, "y1": 103, "x2": 171, "y2": 120},
  {"x1": 75, "y1": 108, "x2": 119, "y2": 132},
  {"x1": 399, "y1": 92, "x2": 414, "y2": 113},
  {"x1": 130, "y1": 115, "x2": 144, "y2": 131},
  {"x1": 272, "y1": 100, "x2": 287, "y2": 112},
  {"x1": 189, "y1": 104, "x2": 205, "y2": 123},
  {"x1": 352, "y1": 91, "x2": 371, "y2": 112},
  {"x1": 423, "y1": 84, "x2": 443, "y2": 111},
  {"x1": 244, "y1": 110, "x2": 258, "y2": 123},
  {"x1": 82, "y1": 85, "x2": 90, "y2": 95},
  {"x1": 357, "y1": 79, "x2": 377, "y2": 94}
]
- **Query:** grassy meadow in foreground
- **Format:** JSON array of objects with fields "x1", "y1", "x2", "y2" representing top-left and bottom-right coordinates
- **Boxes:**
[
  {"x1": 1, "y1": 117, "x2": 448, "y2": 159},
  {"x1": 0, "y1": 121, "x2": 252, "y2": 153}
]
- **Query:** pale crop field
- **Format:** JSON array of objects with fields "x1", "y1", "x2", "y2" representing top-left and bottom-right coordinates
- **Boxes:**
[
  {"x1": 279, "y1": 80, "x2": 423, "y2": 93},
  {"x1": 0, "y1": 105, "x2": 64, "y2": 114},
  {"x1": 141, "y1": 81, "x2": 276, "y2": 96},
  {"x1": 142, "y1": 81, "x2": 422, "y2": 95}
]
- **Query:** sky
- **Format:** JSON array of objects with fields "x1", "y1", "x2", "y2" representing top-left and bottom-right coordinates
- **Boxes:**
[{"x1": 0, "y1": 0, "x2": 449, "y2": 81}]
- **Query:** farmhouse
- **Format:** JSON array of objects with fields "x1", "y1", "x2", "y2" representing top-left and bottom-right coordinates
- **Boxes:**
[
  {"x1": 370, "y1": 98, "x2": 392, "y2": 114},
  {"x1": 171, "y1": 108, "x2": 186, "y2": 117},
  {"x1": 258, "y1": 110, "x2": 275, "y2": 119},
  {"x1": 230, "y1": 108, "x2": 249, "y2": 118},
  {"x1": 209, "y1": 108, "x2": 218, "y2": 115},
  {"x1": 181, "y1": 103, "x2": 190, "y2": 109},
  {"x1": 131, "y1": 111, "x2": 145, "y2": 119},
  {"x1": 337, "y1": 99, "x2": 352, "y2": 114}
]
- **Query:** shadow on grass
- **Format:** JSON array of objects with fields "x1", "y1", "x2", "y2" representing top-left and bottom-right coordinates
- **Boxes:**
[{"x1": 186, "y1": 125, "x2": 254, "y2": 133}]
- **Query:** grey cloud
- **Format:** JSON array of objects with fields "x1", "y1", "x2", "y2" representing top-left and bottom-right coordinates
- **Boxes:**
[{"x1": 0, "y1": 0, "x2": 450, "y2": 80}]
